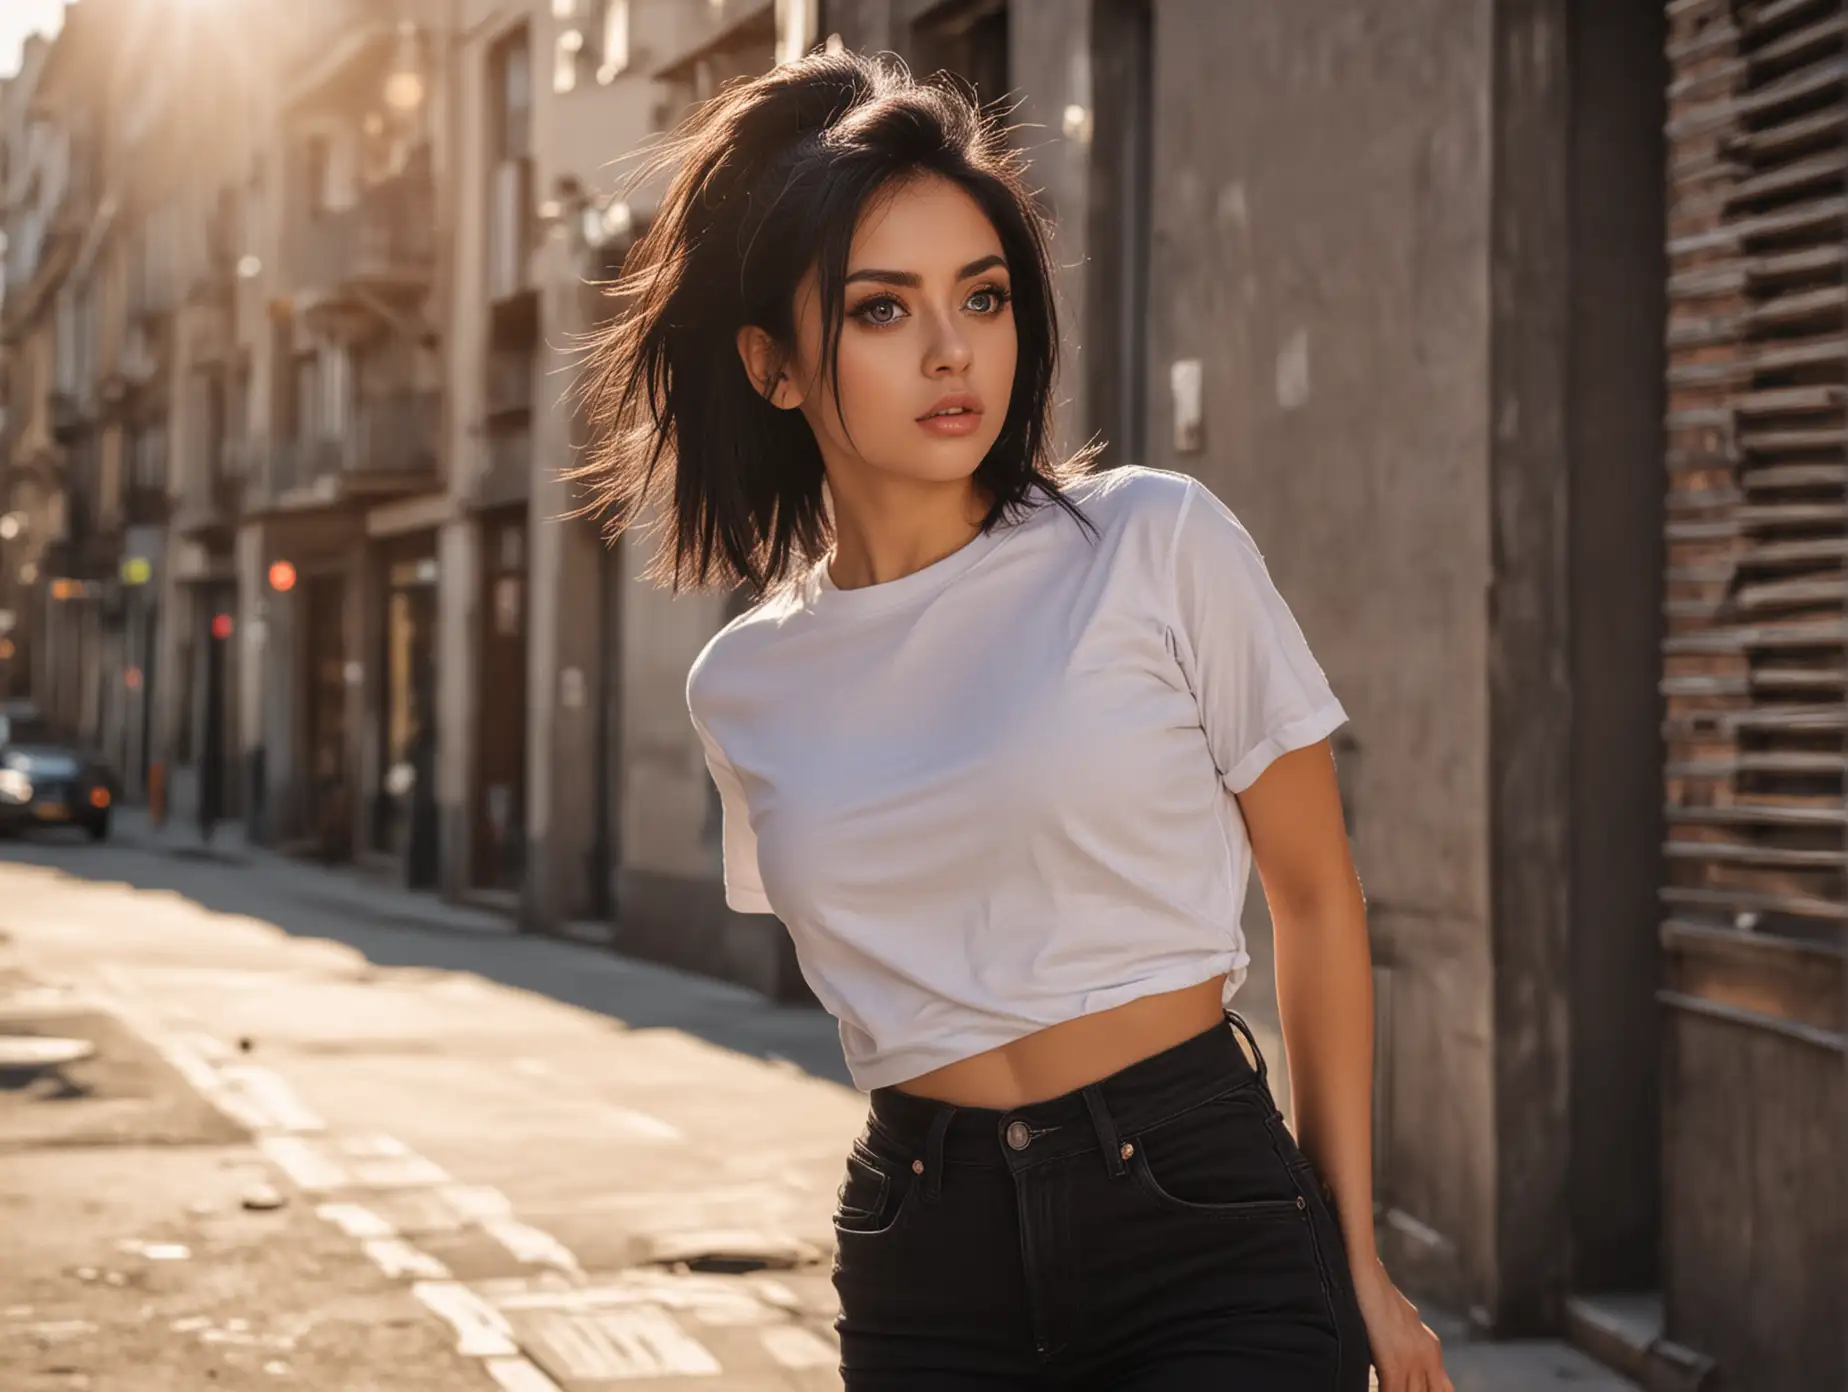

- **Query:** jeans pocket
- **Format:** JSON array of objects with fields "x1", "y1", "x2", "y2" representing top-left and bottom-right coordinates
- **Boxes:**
[
  {"x1": 833, "y1": 1143, "x2": 916, "y2": 1239},
  {"x1": 1127, "y1": 1086, "x2": 1309, "y2": 1219}
]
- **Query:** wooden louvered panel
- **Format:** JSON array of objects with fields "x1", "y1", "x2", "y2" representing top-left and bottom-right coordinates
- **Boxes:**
[{"x1": 1662, "y1": 0, "x2": 1848, "y2": 934}]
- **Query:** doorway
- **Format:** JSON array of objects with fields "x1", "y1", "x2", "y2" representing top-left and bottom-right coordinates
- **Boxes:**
[
  {"x1": 472, "y1": 508, "x2": 528, "y2": 893},
  {"x1": 302, "y1": 573, "x2": 351, "y2": 860},
  {"x1": 373, "y1": 541, "x2": 440, "y2": 887}
]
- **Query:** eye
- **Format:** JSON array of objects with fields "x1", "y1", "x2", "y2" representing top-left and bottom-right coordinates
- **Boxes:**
[
  {"x1": 851, "y1": 295, "x2": 907, "y2": 326},
  {"x1": 966, "y1": 284, "x2": 1011, "y2": 315}
]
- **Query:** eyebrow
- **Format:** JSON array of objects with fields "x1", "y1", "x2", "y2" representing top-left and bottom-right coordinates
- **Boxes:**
[{"x1": 844, "y1": 254, "x2": 1008, "y2": 289}]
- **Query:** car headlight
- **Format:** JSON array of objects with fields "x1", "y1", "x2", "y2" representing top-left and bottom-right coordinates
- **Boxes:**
[{"x1": 0, "y1": 769, "x2": 32, "y2": 804}]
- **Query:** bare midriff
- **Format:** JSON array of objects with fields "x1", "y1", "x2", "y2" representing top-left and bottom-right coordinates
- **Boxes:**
[{"x1": 892, "y1": 974, "x2": 1232, "y2": 1109}]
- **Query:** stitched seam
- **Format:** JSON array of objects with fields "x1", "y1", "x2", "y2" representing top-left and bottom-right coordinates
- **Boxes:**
[{"x1": 1266, "y1": 1115, "x2": 1345, "y2": 1362}]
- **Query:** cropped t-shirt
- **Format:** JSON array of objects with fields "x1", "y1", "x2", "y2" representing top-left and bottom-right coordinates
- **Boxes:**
[{"x1": 686, "y1": 466, "x2": 1347, "y2": 1091}]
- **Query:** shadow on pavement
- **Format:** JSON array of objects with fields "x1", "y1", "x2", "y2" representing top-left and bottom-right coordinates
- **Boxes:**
[{"x1": 0, "y1": 832, "x2": 855, "y2": 1091}]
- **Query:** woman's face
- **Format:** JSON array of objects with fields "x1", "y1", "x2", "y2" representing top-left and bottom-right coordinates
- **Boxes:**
[{"x1": 763, "y1": 172, "x2": 1018, "y2": 488}]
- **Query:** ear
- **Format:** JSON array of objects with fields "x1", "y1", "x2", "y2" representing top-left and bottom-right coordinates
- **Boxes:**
[{"x1": 735, "y1": 326, "x2": 804, "y2": 410}]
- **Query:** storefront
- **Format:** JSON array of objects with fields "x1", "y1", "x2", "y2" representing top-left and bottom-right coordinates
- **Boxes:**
[{"x1": 371, "y1": 534, "x2": 440, "y2": 887}]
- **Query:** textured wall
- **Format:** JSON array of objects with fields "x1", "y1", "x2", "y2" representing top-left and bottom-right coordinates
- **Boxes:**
[{"x1": 1135, "y1": 0, "x2": 1499, "y2": 1312}]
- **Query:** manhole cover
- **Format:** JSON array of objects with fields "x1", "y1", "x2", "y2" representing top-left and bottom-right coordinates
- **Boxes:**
[
  {"x1": 0, "y1": 1036, "x2": 95, "y2": 1069},
  {"x1": 644, "y1": 1230, "x2": 820, "y2": 1273}
]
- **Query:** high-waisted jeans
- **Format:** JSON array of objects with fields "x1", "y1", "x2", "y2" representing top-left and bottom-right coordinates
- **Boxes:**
[{"x1": 830, "y1": 1013, "x2": 1371, "y2": 1389}]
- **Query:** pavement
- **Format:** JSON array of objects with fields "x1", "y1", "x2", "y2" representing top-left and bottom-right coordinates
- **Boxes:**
[{"x1": 0, "y1": 812, "x2": 1639, "y2": 1391}]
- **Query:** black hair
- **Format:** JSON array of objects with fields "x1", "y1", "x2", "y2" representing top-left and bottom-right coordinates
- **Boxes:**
[{"x1": 574, "y1": 48, "x2": 1097, "y2": 599}]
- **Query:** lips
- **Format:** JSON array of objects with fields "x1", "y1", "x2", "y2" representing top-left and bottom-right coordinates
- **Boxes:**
[
  {"x1": 918, "y1": 393, "x2": 982, "y2": 422},
  {"x1": 917, "y1": 394, "x2": 984, "y2": 437}
]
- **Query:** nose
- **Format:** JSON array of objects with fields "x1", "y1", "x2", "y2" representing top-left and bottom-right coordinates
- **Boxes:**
[{"x1": 924, "y1": 306, "x2": 974, "y2": 377}]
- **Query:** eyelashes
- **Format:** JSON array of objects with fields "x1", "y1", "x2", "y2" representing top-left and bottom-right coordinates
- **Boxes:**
[{"x1": 847, "y1": 284, "x2": 1013, "y2": 328}]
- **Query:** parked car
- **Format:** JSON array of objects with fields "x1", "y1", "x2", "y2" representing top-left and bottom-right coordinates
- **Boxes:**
[{"x1": 0, "y1": 704, "x2": 114, "y2": 841}]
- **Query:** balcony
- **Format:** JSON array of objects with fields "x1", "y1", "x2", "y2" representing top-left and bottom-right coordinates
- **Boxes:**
[
  {"x1": 290, "y1": 158, "x2": 436, "y2": 313},
  {"x1": 174, "y1": 448, "x2": 244, "y2": 544},
  {"x1": 245, "y1": 393, "x2": 440, "y2": 516},
  {"x1": 348, "y1": 390, "x2": 441, "y2": 497}
]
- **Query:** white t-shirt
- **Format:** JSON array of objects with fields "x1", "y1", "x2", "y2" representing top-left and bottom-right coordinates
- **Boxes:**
[{"x1": 687, "y1": 466, "x2": 1347, "y2": 1091}]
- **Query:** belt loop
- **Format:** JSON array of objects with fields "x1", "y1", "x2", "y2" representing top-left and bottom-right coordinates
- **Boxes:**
[
  {"x1": 1081, "y1": 1084, "x2": 1128, "y2": 1179},
  {"x1": 919, "y1": 1105, "x2": 954, "y2": 1204},
  {"x1": 1226, "y1": 1010, "x2": 1270, "y2": 1091}
]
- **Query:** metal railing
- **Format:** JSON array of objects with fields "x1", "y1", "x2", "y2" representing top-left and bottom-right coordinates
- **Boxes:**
[
  {"x1": 175, "y1": 439, "x2": 245, "y2": 534},
  {"x1": 271, "y1": 436, "x2": 343, "y2": 496},
  {"x1": 290, "y1": 160, "x2": 436, "y2": 294},
  {"x1": 352, "y1": 390, "x2": 440, "y2": 479}
]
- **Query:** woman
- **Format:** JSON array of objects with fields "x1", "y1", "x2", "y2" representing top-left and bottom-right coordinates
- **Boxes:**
[{"x1": 581, "y1": 49, "x2": 1451, "y2": 1392}]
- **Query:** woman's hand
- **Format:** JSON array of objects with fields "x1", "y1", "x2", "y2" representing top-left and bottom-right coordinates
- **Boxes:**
[{"x1": 1353, "y1": 1255, "x2": 1453, "y2": 1392}]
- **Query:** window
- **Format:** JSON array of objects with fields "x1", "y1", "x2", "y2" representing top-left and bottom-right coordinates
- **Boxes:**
[
  {"x1": 292, "y1": 352, "x2": 322, "y2": 440},
  {"x1": 491, "y1": 26, "x2": 532, "y2": 162},
  {"x1": 553, "y1": 0, "x2": 628, "y2": 92}
]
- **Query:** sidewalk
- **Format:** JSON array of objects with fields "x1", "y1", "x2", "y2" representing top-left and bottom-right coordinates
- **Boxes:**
[
  {"x1": 32, "y1": 820, "x2": 1639, "y2": 1391},
  {"x1": 111, "y1": 807, "x2": 520, "y2": 941}
]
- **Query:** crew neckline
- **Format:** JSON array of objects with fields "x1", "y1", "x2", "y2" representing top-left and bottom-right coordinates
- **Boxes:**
[
  {"x1": 807, "y1": 481, "x2": 1090, "y2": 618},
  {"x1": 809, "y1": 519, "x2": 1009, "y2": 618}
]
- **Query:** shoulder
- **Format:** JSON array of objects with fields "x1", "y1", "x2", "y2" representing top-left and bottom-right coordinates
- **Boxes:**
[
  {"x1": 1049, "y1": 465, "x2": 1211, "y2": 573},
  {"x1": 1058, "y1": 464, "x2": 1198, "y2": 531},
  {"x1": 685, "y1": 581, "x2": 810, "y2": 727}
]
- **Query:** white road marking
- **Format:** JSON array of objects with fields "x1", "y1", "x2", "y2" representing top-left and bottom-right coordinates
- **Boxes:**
[
  {"x1": 343, "y1": 1151, "x2": 453, "y2": 1189},
  {"x1": 260, "y1": 1137, "x2": 349, "y2": 1192},
  {"x1": 437, "y1": 1184, "x2": 514, "y2": 1222},
  {"x1": 525, "y1": 1305, "x2": 722, "y2": 1380},
  {"x1": 483, "y1": 1357, "x2": 565, "y2": 1392},
  {"x1": 413, "y1": 1281, "x2": 522, "y2": 1358},
  {"x1": 374, "y1": 1187, "x2": 472, "y2": 1235},
  {"x1": 153, "y1": 1037, "x2": 226, "y2": 1096},
  {"x1": 362, "y1": 1237, "x2": 452, "y2": 1281},
  {"x1": 261, "y1": 1135, "x2": 450, "y2": 1192},
  {"x1": 491, "y1": 1276, "x2": 769, "y2": 1328},
  {"x1": 760, "y1": 1325, "x2": 838, "y2": 1370},
  {"x1": 343, "y1": 1134, "x2": 412, "y2": 1158},
  {"x1": 220, "y1": 1064, "x2": 326, "y2": 1133},
  {"x1": 480, "y1": 1217, "x2": 585, "y2": 1279},
  {"x1": 176, "y1": 1030, "x2": 234, "y2": 1064},
  {"x1": 315, "y1": 1203, "x2": 396, "y2": 1240}
]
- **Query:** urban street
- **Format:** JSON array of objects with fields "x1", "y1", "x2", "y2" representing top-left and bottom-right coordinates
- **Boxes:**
[{"x1": 0, "y1": 820, "x2": 1642, "y2": 1391}]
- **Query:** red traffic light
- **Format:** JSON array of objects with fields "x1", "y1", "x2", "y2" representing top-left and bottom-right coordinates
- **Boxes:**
[
  {"x1": 268, "y1": 560, "x2": 297, "y2": 593},
  {"x1": 211, "y1": 613, "x2": 235, "y2": 641}
]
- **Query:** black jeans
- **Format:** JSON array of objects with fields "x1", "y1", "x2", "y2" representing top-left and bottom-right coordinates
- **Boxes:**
[{"x1": 831, "y1": 1014, "x2": 1371, "y2": 1389}]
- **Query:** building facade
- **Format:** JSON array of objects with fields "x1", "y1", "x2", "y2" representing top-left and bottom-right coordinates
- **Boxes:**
[{"x1": 5, "y1": 0, "x2": 1837, "y2": 1382}]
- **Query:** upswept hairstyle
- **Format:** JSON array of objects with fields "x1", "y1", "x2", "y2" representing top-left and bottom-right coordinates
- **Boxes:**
[{"x1": 575, "y1": 49, "x2": 1096, "y2": 599}]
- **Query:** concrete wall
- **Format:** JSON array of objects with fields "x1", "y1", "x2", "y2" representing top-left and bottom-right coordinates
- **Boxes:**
[{"x1": 1131, "y1": 0, "x2": 1498, "y2": 1312}]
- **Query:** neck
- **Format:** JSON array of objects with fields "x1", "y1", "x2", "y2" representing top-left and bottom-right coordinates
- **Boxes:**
[{"x1": 825, "y1": 469, "x2": 991, "y2": 591}]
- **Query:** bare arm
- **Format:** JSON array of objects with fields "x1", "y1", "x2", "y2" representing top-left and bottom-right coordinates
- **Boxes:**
[
  {"x1": 1235, "y1": 740, "x2": 1376, "y2": 1257},
  {"x1": 1237, "y1": 740, "x2": 1451, "y2": 1392}
]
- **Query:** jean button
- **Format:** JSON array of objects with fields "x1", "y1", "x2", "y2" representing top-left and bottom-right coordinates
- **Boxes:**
[{"x1": 1005, "y1": 1120, "x2": 1032, "y2": 1151}]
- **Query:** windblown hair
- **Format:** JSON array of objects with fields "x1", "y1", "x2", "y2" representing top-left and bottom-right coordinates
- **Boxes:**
[{"x1": 574, "y1": 49, "x2": 1096, "y2": 599}]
